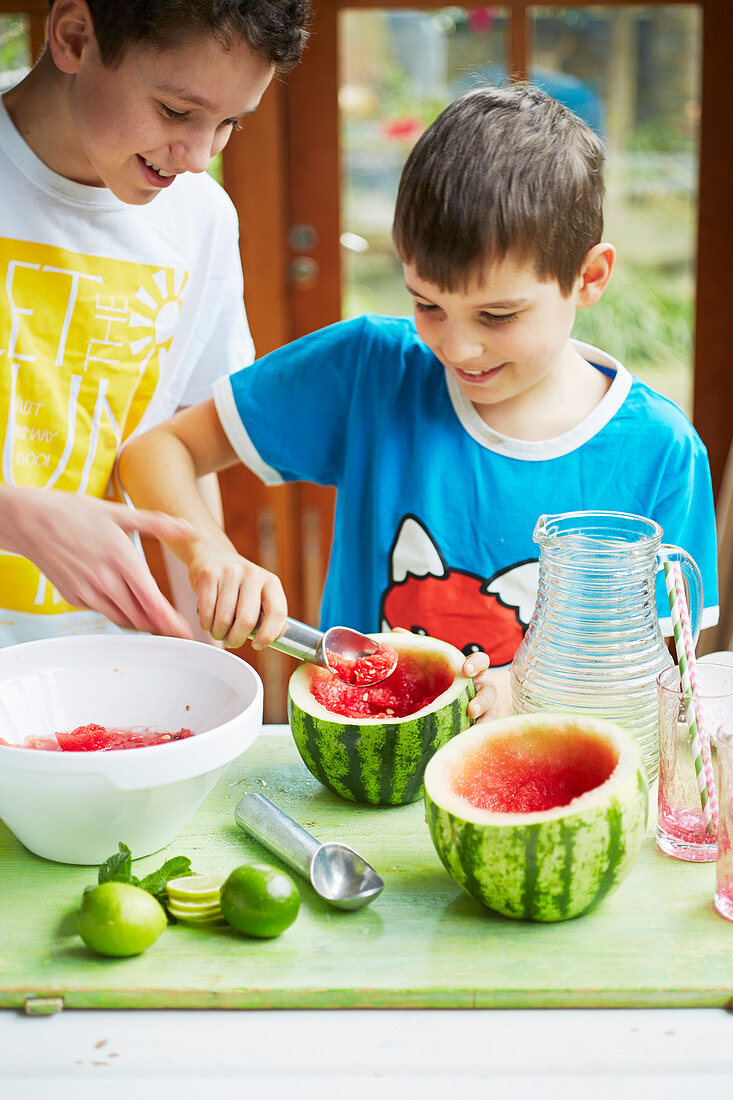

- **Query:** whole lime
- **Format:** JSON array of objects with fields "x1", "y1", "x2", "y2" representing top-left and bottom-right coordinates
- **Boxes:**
[
  {"x1": 220, "y1": 863, "x2": 300, "y2": 938},
  {"x1": 78, "y1": 882, "x2": 167, "y2": 957}
]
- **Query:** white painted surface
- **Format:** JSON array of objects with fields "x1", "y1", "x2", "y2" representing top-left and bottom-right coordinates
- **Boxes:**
[{"x1": 2, "y1": 1007, "x2": 733, "y2": 1097}]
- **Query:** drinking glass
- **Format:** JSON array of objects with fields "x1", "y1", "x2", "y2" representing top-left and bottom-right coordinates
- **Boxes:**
[
  {"x1": 656, "y1": 663, "x2": 733, "y2": 862},
  {"x1": 714, "y1": 718, "x2": 733, "y2": 920}
]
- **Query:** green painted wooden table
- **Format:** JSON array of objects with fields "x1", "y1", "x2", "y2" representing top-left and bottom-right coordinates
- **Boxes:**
[{"x1": 1, "y1": 730, "x2": 731, "y2": 1011}]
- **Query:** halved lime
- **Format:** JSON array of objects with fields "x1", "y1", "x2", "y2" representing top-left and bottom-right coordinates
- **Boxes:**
[{"x1": 166, "y1": 874, "x2": 226, "y2": 902}]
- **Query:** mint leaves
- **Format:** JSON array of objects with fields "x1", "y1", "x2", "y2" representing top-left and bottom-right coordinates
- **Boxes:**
[
  {"x1": 89, "y1": 842, "x2": 196, "y2": 916},
  {"x1": 96, "y1": 842, "x2": 134, "y2": 886},
  {"x1": 136, "y1": 858, "x2": 195, "y2": 898}
]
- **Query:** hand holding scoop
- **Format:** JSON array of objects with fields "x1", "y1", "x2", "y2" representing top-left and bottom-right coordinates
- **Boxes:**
[{"x1": 234, "y1": 793, "x2": 384, "y2": 911}]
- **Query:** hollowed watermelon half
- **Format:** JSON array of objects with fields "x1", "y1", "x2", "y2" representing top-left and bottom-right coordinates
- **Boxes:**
[
  {"x1": 288, "y1": 633, "x2": 475, "y2": 805},
  {"x1": 424, "y1": 714, "x2": 649, "y2": 921}
]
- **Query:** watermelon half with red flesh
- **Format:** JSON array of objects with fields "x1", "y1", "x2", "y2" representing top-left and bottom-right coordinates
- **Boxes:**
[
  {"x1": 288, "y1": 633, "x2": 475, "y2": 805},
  {"x1": 424, "y1": 714, "x2": 648, "y2": 921}
]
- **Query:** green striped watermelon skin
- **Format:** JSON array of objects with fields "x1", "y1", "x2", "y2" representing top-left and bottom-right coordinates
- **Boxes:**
[
  {"x1": 288, "y1": 657, "x2": 475, "y2": 805},
  {"x1": 424, "y1": 719, "x2": 649, "y2": 921}
]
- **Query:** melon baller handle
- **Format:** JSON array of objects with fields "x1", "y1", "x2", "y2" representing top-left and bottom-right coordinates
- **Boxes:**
[
  {"x1": 264, "y1": 617, "x2": 326, "y2": 666},
  {"x1": 234, "y1": 792, "x2": 320, "y2": 879}
]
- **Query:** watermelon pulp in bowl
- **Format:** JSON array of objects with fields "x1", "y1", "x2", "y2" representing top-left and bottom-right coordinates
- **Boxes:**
[
  {"x1": 288, "y1": 632, "x2": 475, "y2": 805},
  {"x1": 0, "y1": 634, "x2": 263, "y2": 864},
  {"x1": 424, "y1": 713, "x2": 649, "y2": 921}
]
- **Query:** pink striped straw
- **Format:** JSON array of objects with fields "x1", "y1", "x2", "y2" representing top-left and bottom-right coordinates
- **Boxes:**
[{"x1": 666, "y1": 562, "x2": 719, "y2": 830}]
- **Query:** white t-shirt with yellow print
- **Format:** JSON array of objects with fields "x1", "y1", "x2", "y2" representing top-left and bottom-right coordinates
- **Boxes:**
[{"x1": 0, "y1": 97, "x2": 254, "y2": 645}]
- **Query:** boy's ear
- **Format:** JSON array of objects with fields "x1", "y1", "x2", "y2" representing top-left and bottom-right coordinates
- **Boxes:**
[
  {"x1": 48, "y1": 0, "x2": 96, "y2": 75},
  {"x1": 575, "y1": 243, "x2": 616, "y2": 309}
]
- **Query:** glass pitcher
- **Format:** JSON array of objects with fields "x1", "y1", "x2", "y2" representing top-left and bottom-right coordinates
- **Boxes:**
[{"x1": 510, "y1": 511, "x2": 703, "y2": 779}]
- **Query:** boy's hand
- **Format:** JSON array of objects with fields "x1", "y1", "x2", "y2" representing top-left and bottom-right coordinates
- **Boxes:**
[
  {"x1": 390, "y1": 628, "x2": 511, "y2": 722},
  {"x1": 186, "y1": 539, "x2": 287, "y2": 651},
  {"x1": 463, "y1": 654, "x2": 513, "y2": 722},
  {"x1": 3, "y1": 488, "x2": 196, "y2": 639}
]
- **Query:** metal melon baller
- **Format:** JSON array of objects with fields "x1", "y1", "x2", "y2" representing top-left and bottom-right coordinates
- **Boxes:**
[
  {"x1": 235, "y1": 793, "x2": 384, "y2": 911},
  {"x1": 261, "y1": 617, "x2": 397, "y2": 687}
]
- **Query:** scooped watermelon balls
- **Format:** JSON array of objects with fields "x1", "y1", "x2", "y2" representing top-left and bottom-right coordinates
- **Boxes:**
[{"x1": 325, "y1": 642, "x2": 398, "y2": 686}]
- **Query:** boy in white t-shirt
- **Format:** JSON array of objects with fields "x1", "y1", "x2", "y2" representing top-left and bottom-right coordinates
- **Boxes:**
[{"x1": 0, "y1": 0, "x2": 310, "y2": 644}]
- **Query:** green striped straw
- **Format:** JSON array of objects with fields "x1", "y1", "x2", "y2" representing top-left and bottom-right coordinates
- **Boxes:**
[{"x1": 663, "y1": 561, "x2": 716, "y2": 834}]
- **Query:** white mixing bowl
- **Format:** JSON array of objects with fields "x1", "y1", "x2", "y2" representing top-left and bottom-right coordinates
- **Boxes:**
[{"x1": 0, "y1": 634, "x2": 263, "y2": 864}]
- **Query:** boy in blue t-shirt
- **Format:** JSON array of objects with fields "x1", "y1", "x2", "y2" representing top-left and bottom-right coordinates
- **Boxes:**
[{"x1": 120, "y1": 85, "x2": 719, "y2": 720}]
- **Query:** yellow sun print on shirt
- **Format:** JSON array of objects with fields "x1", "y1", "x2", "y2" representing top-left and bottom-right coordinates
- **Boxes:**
[
  {"x1": 0, "y1": 239, "x2": 189, "y2": 615},
  {"x1": 125, "y1": 265, "x2": 188, "y2": 441}
]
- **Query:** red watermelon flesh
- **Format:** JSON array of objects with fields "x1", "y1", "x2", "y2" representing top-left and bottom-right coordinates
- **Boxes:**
[
  {"x1": 450, "y1": 727, "x2": 619, "y2": 814},
  {"x1": 311, "y1": 651, "x2": 454, "y2": 719},
  {"x1": 0, "y1": 723, "x2": 194, "y2": 752}
]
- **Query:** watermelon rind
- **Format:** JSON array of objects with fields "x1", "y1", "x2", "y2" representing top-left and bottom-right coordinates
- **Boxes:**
[
  {"x1": 424, "y1": 714, "x2": 649, "y2": 921},
  {"x1": 288, "y1": 633, "x2": 475, "y2": 805}
]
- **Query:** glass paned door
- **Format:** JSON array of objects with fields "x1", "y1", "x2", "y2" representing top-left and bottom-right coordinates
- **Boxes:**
[
  {"x1": 531, "y1": 6, "x2": 701, "y2": 413},
  {"x1": 0, "y1": 13, "x2": 31, "y2": 89},
  {"x1": 338, "y1": 5, "x2": 701, "y2": 413},
  {"x1": 339, "y1": 9, "x2": 509, "y2": 319}
]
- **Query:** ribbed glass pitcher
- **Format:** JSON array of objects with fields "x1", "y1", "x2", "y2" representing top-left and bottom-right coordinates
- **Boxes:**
[{"x1": 510, "y1": 511, "x2": 703, "y2": 779}]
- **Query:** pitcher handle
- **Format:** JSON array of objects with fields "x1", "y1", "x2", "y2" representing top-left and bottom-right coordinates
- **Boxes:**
[{"x1": 658, "y1": 545, "x2": 703, "y2": 645}]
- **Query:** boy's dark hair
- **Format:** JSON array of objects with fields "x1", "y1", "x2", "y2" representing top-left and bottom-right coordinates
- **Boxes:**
[
  {"x1": 50, "y1": 0, "x2": 311, "y2": 71},
  {"x1": 393, "y1": 84, "x2": 605, "y2": 296}
]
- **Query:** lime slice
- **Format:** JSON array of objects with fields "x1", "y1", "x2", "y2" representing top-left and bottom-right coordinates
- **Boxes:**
[
  {"x1": 166, "y1": 874, "x2": 226, "y2": 902},
  {"x1": 171, "y1": 910, "x2": 226, "y2": 926},
  {"x1": 166, "y1": 902, "x2": 221, "y2": 919},
  {"x1": 167, "y1": 898, "x2": 222, "y2": 915}
]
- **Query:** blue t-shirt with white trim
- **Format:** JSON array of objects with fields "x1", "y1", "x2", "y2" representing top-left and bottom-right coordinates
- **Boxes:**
[{"x1": 213, "y1": 314, "x2": 718, "y2": 667}]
